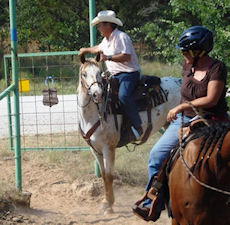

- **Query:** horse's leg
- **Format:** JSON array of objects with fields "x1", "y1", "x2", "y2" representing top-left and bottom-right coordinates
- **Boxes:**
[
  {"x1": 172, "y1": 218, "x2": 180, "y2": 225},
  {"x1": 100, "y1": 146, "x2": 115, "y2": 214},
  {"x1": 92, "y1": 146, "x2": 115, "y2": 214}
]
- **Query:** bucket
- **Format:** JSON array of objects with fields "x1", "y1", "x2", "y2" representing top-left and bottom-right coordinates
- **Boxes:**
[{"x1": 19, "y1": 79, "x2": 30, "y2": 92}]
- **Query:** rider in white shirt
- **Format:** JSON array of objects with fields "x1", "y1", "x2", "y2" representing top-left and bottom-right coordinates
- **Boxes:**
[{"x1": 79, "y1": 10, "x2": 143, "y2": 139}]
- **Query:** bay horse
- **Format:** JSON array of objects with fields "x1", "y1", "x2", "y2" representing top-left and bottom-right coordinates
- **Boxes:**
[
  {"x1": 77, "y1": 54, "x2": 181, "y2": 214},
  {"x1": 169, "y1": 120, "x2": 230, "y2": 225}
]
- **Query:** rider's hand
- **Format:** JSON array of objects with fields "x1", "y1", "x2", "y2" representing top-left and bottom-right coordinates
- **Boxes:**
[
  {"x1": 100, "y1": 52, "x2": 108, "y2": 61},
  {"x1": 167, "y1": 105, "x2": 183, "y2": 122},
  {"x1": 79, "y1": 48, "x2": 86, "y2": 55}
]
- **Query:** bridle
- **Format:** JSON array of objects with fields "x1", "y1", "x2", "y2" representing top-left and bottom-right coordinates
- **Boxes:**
[
  {"x1": 77, "y1": 69, "x2": 104, "y2": 108},
  {"x1": 78, "y1": 59, "x2": 109, "y2": 156},
  {"x1": 84, "y1": 80, "x2": 103, "y2": 97}
]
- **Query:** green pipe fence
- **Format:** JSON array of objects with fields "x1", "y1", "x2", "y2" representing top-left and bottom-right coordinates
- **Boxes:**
[
  {"x1": 0, "y1": 0, "x2": 100, "y2": 191},
  {"x1": 9, "y1": 0, "x2": 21, "y2": 190}
]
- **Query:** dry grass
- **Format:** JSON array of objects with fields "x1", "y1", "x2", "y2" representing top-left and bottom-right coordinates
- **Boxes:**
[
  {"x1": 0, "y1": 60, "x2": 181, "y2": 95},
  {"x1": 0, "y1": 131, "x2": 161, "y2": 192},
  {"x1": 0, "y1": 138, "x2": 14, "y2": 158},
  {"x1": 0, "y1": 79, "x2": 7, "y2": 92},
  {"x1": 0, "y1": 142, "x2": 32, "y2": 215},
  {"x1": 20, "y1": 131, "x2": 85, "y2": 150},
  {"x1": 115, "y1": 132, "x2": 161, "y2": 186},
  {"x1": 140, "y1": 60, "x2": 181, "y2": 78}
]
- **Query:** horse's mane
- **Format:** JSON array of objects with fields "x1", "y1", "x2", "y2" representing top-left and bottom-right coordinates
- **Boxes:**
[{"x1": 186, "y1": 121, "x2": 230, "y2": 174}]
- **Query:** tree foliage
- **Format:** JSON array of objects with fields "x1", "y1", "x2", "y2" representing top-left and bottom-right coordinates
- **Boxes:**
[
  {"x1": 17, "y1": 0, "x2": 90, "y2": 51},
  {"x1": 138, "y1": 0, "x2": 230, "y2": 69},
  {"x1": 0, "y1": 0, "x2": 10, "y2": 79},
  {"x1": 0, "y1": 0, "x2": 230, "y2": 80}
]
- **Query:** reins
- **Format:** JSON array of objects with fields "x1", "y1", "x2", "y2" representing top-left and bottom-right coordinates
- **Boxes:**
[
  {"x1": 178, "y1": 101, "x2": 230, "y2": 196},
  {"x1": 79, "y1": 120, "x2": 102, "y2": 156}
]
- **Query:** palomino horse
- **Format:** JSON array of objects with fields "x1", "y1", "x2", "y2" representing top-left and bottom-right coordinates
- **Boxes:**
[
  {"x1": 77, "y1": 54, "x2": 181, "y2": 214},
  {"x1": 169, "y1": 120, "x2": 230, "y2": 225}
]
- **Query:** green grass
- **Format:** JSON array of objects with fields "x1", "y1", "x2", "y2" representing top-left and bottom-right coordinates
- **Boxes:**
[
  {"x1": 0, "y1": 79, "x2": 7, "y2": 92},
  {"x1": 140, "y1": 60, "x2": 182, "y2": 78}
]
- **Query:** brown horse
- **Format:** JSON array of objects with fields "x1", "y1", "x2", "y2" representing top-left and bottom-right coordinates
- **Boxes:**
[{"x1": 169, "y1": 121, "x2": 230, "y2": 225}]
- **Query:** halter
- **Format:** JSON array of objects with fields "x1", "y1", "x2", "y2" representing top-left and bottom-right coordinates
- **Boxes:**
[{"x1": 80, "y1": 74, "x2": 104, "y2": 100}]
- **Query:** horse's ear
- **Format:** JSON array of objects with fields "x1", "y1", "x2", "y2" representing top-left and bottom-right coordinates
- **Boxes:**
[
  {"x1": 95, "y1": 52, "x2": 101, "y2": 62},
  {"x1": 79, "y1": 54, "x2": 86, "y2": 64}
]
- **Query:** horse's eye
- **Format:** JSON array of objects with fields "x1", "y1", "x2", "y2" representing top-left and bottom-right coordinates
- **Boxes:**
[{"x1": 82, "y1": 73, "x2": 87, "y2": 78}]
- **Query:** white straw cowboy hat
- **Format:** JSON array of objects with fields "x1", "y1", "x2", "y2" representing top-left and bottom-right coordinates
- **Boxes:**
[{"x1": 91, "y1": 10, "x2": 123, "y2": 26}]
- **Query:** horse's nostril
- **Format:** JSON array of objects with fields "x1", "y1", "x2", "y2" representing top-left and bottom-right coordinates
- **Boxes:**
[{"x1": 93, "y1": 93, "x2": 97, "y2": 99}]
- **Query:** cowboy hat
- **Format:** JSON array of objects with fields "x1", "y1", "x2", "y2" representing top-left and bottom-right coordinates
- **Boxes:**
[{"x1": 91, "y1": 10, "x2": 123, "y2": 26}]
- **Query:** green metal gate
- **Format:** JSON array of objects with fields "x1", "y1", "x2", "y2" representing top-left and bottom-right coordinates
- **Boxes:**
[
  {"x1": 0, "y1": 0, "x2": 98, "y2": 190},
  {"x1": 3, "y1": 51, "x2": 89, "y2": 152}
]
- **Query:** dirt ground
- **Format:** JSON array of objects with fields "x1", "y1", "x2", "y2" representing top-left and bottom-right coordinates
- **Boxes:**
[{"x1": 0, "y1": 156, "x2": 171, "y2": 225}]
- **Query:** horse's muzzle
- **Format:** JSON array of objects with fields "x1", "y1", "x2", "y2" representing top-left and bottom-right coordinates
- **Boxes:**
[{"x1": 92, "y1": 92, "x2": 103, "y2": 103}]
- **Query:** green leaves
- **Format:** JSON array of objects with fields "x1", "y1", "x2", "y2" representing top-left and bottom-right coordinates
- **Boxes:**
[
  {"x1": 0, "y1": 0, "x2": 229, "y2": 75},
  {"x1": 131, "y1": 0, "x2": 230, "y2": 69},
  {"x1": 17, "y1": 0, "x2": 89, "y2": 51}
]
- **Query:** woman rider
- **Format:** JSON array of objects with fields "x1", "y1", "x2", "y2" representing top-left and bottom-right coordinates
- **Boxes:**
[{"x1": 132, "y1": 25, "x2": 229, "y2": 222}]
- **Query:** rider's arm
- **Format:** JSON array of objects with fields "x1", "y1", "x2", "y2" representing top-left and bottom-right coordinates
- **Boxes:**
[
  {"x1": 167, "y1": 80, "x2": 225, "y2": 122},
  {"x1": 100, "y1": 53, "x2": 131, "y2": 62},
  {"x1": 79, "y1": 45, "x2": 99, "y2": 55}
]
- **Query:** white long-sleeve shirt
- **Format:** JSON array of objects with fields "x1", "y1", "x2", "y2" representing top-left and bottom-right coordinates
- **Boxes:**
[{"x1": 98, "y1": 29, "x2": 140, "y2": 75}]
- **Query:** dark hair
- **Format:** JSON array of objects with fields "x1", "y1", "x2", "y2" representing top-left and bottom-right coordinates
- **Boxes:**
[
  {"x1": 102, "y1": 22, "x2": 117, "y2": 31},
  {"x1": 176, "y1": 26, "x2": 213, "y2": 53},
  {"x1": 110, "y1": 23, "x2": 117, "y2": 30}
]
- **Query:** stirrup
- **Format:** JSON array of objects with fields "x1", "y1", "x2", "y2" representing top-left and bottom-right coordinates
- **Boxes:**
[{"x1": 132, "y1": 187, "x2": 161, "y2": 221}]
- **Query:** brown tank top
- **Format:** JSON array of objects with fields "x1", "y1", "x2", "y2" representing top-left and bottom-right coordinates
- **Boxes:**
[{"x1": 180, "y1": 58, "x2": 228, "y2": 118}]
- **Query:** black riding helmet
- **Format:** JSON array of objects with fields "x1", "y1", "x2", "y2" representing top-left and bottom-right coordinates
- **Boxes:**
[{"x1": 176, "y1": 26, "x2": 213, "y2": 54}]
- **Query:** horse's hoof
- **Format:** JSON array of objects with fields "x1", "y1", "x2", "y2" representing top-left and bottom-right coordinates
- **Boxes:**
[
  {"x1": 104, "y1": 207, "x2": 114, "y2": 215},
  {"x1": 100, "y1": 201, "x2": 114, "y2": 214}
]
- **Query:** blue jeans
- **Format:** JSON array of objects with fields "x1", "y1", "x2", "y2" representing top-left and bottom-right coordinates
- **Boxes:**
[
  {"x1": 143, "y1": 114, "x2": 192, "y2": 208},
  {"x1": 115, "y1": 71, "x2": 142, "y2": 127}
]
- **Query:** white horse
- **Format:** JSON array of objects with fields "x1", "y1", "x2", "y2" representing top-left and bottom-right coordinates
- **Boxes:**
[{"x1": 77, "y1": 54, "x2": 181, "y2": 214}]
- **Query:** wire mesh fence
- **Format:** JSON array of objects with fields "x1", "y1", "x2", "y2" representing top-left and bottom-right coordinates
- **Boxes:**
[{"x1": 1, "y1": 52, "x2": 89, "y2": 151}]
